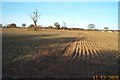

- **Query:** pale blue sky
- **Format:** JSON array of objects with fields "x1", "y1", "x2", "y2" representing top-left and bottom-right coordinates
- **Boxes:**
[{"x1": 2, "y1": 2, "x2": 118, "y2": 30}]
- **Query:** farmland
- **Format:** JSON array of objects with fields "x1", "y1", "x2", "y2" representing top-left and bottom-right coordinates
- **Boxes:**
[{"x1": 2, "y1": 28, "x2": 119, "y2": 78}]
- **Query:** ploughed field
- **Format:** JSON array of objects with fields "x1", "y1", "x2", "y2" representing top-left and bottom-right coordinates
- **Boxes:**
[{"x1": 2, "y1": 28, "x2": 119, "y2": 78}]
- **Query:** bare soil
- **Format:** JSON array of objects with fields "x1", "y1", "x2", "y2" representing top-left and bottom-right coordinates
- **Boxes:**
[{"x1": 2, "y1": 28, "x2": 119, "y2": 78}]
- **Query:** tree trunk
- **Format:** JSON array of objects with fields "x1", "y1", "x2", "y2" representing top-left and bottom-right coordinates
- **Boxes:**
[{"x1": 34, "y1": 21, "x2": 37, "y2": 31}]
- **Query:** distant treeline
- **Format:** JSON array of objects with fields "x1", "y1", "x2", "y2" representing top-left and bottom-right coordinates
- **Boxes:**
[{"x1": 1, "y1": 23, "x2": 119, "y2": 32}]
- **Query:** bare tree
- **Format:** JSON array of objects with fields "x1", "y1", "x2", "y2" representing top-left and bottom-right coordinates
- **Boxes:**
[
  {"x1": 29, "y1": 9, "x2": 40, "y2": 30},
  {"x1": 63, "y1": 21, "x2": 66, "y2": 27},
  {"x1": 62, "y1": 21, "x2": 67, "y2": 30}
]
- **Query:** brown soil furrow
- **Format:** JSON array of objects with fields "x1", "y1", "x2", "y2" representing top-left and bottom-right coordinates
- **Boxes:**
[
  {"x1": 112, "y1": 52, "x2": 119, "y2": 59},
  {"x1": 84, "y1": 45, "x2": 91, "y2": 63},
  {"x1": 68, "y1": 45, "x2": 77, "y2": 63},
  {"x1": 58, "y1": 41, "x2": 77, "y2": 63},
  {"x1": 90, "y1": 41, "x2": 98, "y2": 49},
  {"x1": 98, "y1": 49, "x2": 112, "y2": 64},
  {"x1": 80, "y1": 49, "x2": 83, "y2": 60},
  {"x1": 106, "y1": 51, "x2": 118, "y2": 60},
  {"x1": 89, "y1": 49, "x2": 96, "y2": 63},
  {"x1": 61, "y1": 46, "x2": 71, "y2": 57},
  {"x1": 63, "y1": 41, "x2": 77, "y2": 56},
  {"x1": 66, "y1": 41, "x2": 79, "y2": 63},
  {"x1": 98, "y1": 49, "x2": 106, "y2": 57},
  {"x1": 103, "y1": 51, "x2": 112, "y2": 59},
  {"x1": 82, "y1": 45, "x2": 86, "y2": 61},
  {"x1": 91, "y1": 49, "x2": 97, "y2": 61},
  {"x1": 60, "y1": 43, "x2": 71, "y2": 56},
  {"x1": 78, "y1": 41, "x2": 82, "y2": 59},
  {"x1": 87, "y1": 40, "x2": 91, "y2": 45},
  {"x1": 79, "y1": 40, "x2": 82, "y2": 44},
  {"x1": 94, "y1": 49, "x2": 103, "y2": 59},
  {"x1": 84, "y1": 48, "x2": 88, "y2": 64},
  {"x1": 92, "y1": 49, "x2": 98, "y2": 57},
  {"x1": 99, "y1": 49, "x2": 107, "y2": 58},
  {"x1": 94, "y1": 49, "x2": 104, "y2": 63},
  {"x1": 71, "y1": 46, "x2": 80, "y2": 63},
  {"x1": 81, "y1": 40, "x2": 84, "y2": 45},
  {"x1": 88, "y1": 49, "x2": 92, "y2": 60},
  {"x1": 83, "y1": 40, "x2": 86, "y2": 45},
  {"x1": 92, "y1": 49, "x2": 100, "y2": 63},
  {"x1": 88, "y1": 41, "x2": 91, "y2": 45},
  {"x1": 84, "y1": 46, "x2": 87, "y2": 58}
]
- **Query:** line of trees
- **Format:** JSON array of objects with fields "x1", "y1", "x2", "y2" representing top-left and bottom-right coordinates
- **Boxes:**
[{"x1": 1, "y1": 22, "x2": 119, "y2": 32}]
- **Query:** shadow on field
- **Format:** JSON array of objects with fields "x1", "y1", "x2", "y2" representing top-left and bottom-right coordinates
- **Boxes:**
[
  {"x1": 2, "y1": 50, "x2": 119, "y2": 78},
  {"x1": 2, "y1": 34, "x2": 60, "y2": 41},
  {"x1": 2, "y1": 33, "x2": 78, "y2": 48},
  {"x1": 2, "y1": 34, "x2": 78, "y2": 77},
  {"x1": 2, "y1": 34, "x2": 119, "y2": 78}
]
